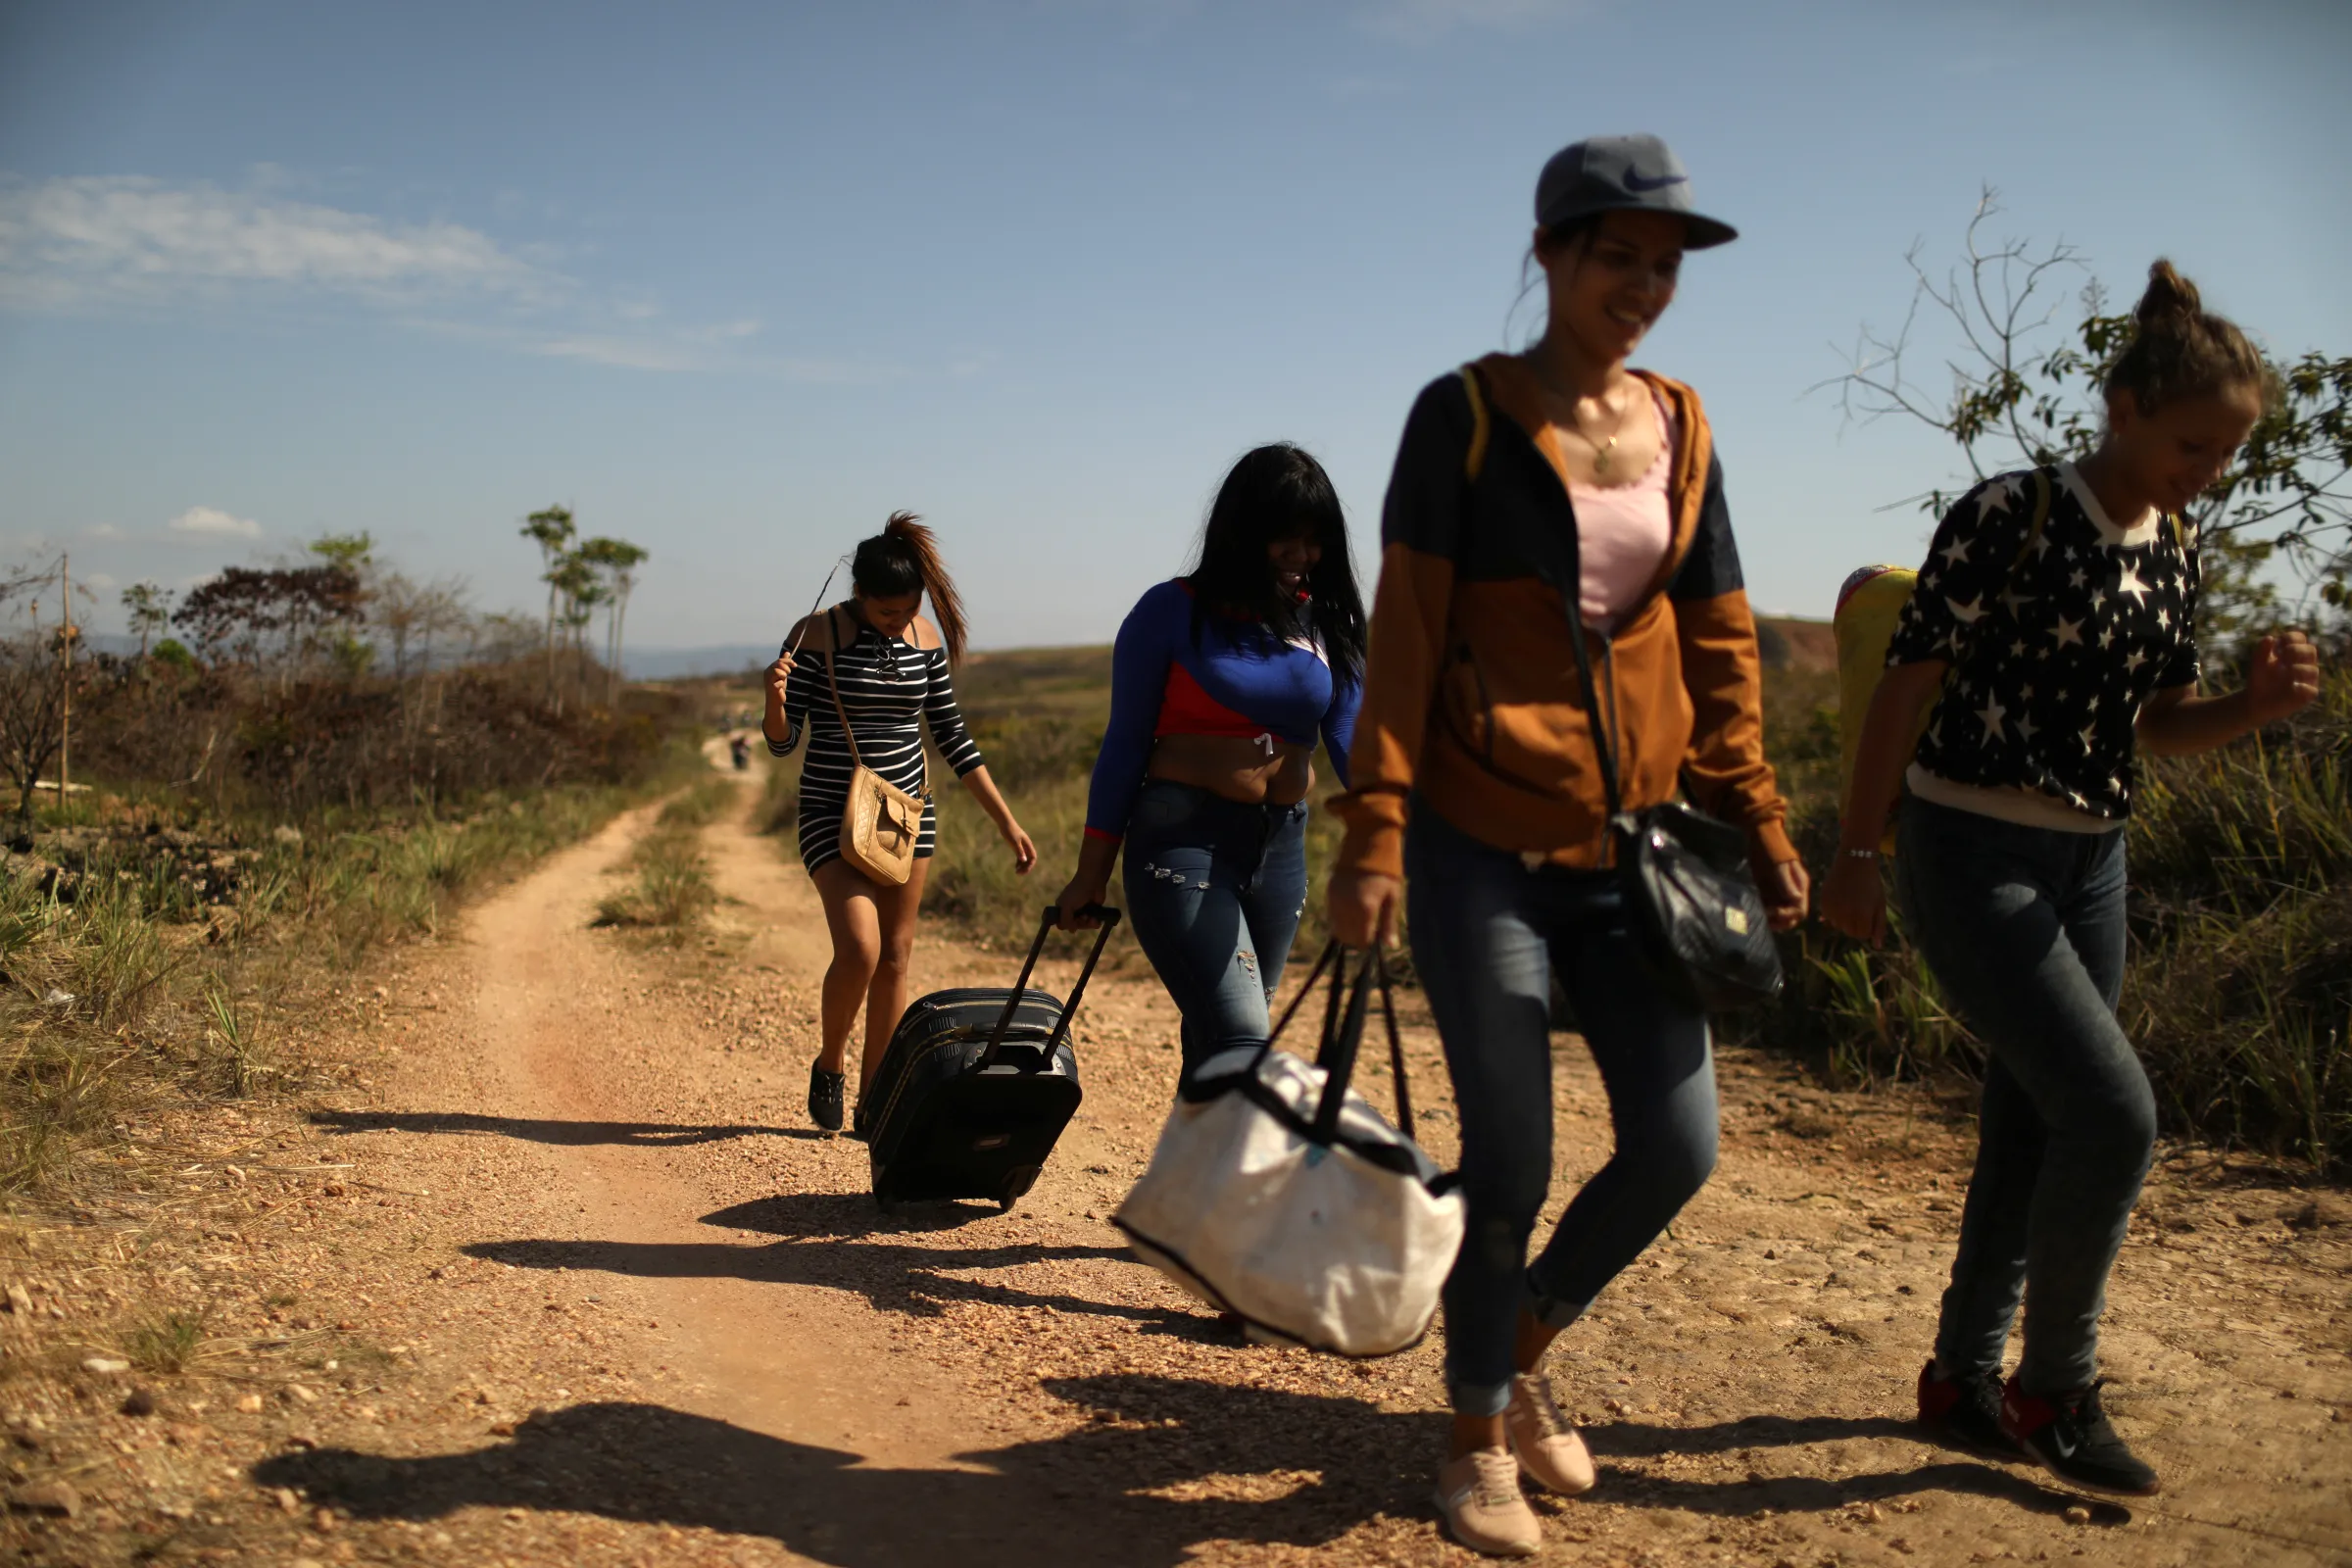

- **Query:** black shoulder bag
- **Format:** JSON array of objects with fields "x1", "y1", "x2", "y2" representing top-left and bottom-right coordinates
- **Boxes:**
[
  {"x1": 1559, "y1": 577, "x2": 1784, "y2": 1012},
  {"x1": 1451, "y1": 363, "x2": 1783, "y2": 1012}
]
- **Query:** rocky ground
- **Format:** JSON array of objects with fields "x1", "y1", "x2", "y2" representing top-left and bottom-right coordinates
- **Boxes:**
[{"x1": 2, "y1": 768, "x2": 2346, "y2": 1566}]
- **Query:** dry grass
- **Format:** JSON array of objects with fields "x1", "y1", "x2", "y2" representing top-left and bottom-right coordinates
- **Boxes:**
[
  {"x1": 0, "y1": 747, "x2": 705, "y2": 1198},
  {"x1": 123, "y1": 1307, "x2": 213, "y2": 1375},
  {"x1": 592, "y1": 778, "x2": 734, "y2": 933}
]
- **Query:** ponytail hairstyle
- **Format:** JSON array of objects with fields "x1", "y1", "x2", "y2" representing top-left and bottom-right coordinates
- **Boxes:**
[
  {"x1": 2104, "y1": 259, "x2": 2277, "y2": 417},
  {"x1": 1186, "y1": 444, "x2": 1368, "y2": 682},
  {"x1": 852, "y1": 512, "x2": 970, "y2": 665}
]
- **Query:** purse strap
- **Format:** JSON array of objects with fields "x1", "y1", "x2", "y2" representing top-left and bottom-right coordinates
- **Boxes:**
[
  {"x1": 1558, "y1": 561, "x2": 1624, "y2": 829},
  {"x1": 1457, "y1": 363, "x2": 1626, "y2": 834},
  {"x1": 822, "y1": 607, "x2": 865, "y2": 771},
  {"x1": 821, "y1": 606, "x2": 931, "y2": 800}
]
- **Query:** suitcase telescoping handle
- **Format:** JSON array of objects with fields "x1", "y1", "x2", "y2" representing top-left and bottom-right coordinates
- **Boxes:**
[{"x1": 979, "y1": 905, "x2": 1122, "y2": 1066}]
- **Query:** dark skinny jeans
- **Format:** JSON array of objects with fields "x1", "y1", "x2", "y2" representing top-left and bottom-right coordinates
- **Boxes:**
[
  {"x1": 1405, "y1": 801, "x2": 1717, "y2": 1417},
  {"x1": 1894, "y1": 795, "x2": 2153, "y2": 1396},
  {"x1": 1121, "y1": 779, "x2": 1309, "y2": 1082}
]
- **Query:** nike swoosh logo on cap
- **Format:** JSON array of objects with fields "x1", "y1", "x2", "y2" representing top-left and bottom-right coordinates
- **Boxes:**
[{"x1": 1624, "y1": 171, "x2": 1689, "y2": 192}]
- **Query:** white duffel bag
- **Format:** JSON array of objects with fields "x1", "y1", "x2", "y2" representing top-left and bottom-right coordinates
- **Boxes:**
[{"x1": 1114, "y1": 946, "x2": 1464, "y2": 1357}]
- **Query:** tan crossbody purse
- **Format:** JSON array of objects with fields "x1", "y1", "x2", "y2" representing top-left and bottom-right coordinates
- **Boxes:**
[{"x1": 823, "y1": 608, "x2": 929, "y2": 886}]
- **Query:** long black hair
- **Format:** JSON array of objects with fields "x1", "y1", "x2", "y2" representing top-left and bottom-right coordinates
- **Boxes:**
[
  {"x1": 851, "y1": 512, "x2": 969, "y2": 664},
  {"x1": 1185, "y1": 444, "x2": 1366, "y2": 681}
]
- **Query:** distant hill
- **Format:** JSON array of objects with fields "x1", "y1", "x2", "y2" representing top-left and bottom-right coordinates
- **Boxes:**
[
  {"x1": 71, "y1": 623, "x2": 1830, "y2": 684},
  {"x1": 623, "y1": 644, "x2": 780, "y2": 680},
  {"x1": 1755, "y1": 615, "x2": 1834, "y2": 673}
]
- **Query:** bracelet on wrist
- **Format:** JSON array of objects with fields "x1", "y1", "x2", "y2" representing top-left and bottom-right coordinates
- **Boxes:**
[{"x1": 1842, "y1": 847, "x2": 1881, "y2": 861}]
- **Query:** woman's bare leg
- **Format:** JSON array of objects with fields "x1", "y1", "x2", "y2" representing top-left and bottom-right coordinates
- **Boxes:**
[
  {"x1": 811, "y1": 860, "x2": 883, "y2": 1075},
  {"x1": 858, "y1": 858, "x2": 929, "y2": 1090}
]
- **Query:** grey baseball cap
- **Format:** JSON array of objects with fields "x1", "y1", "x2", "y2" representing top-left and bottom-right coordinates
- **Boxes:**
[{"x1": 1535, "y1": 134, "x2": 1737, "y2": 250}]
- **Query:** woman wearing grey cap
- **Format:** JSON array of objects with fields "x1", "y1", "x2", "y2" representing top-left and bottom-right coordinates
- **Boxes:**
[{"x1": 1329, "y1": 134, "x2": 1806, "y2": 1555}]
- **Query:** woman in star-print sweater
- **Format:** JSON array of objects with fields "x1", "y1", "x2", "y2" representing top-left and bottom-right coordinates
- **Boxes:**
[{"x1": 1823, "y1": 262, "x2": 2325, "y2": 1497}]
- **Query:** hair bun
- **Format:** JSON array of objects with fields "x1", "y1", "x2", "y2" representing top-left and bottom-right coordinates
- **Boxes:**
[{"x1": 2134, "y1": 258, "x2": 2203, "y2": 327}]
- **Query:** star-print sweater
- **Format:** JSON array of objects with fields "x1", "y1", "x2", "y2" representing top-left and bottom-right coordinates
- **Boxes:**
[{"x1": 1886, "y1": 463, "x2": 2200, "y2": 821}]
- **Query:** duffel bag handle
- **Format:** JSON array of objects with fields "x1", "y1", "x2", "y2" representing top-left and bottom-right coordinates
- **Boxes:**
[
  {"x1": 1266, "y1": 943, "x2": 1419, "y2": 1146},
  {"x1": 981, "y1": 904, "x2": 1122, "y2": 1065},
  {"x1": 1309, "y1": 949, "x2": 1381, "y2": 1143}
]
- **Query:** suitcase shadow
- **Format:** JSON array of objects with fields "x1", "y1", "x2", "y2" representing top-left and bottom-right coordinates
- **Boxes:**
[
  {"x1": 704, "y1": 1191, "x2": 1018, "y2": 1238},
  {"x1": 310, "y1": 1109, "x2": 820, "y2": 1146},
  {"x1": 465, "y1": 1231, "x2": 1200, "y2": 1330}
]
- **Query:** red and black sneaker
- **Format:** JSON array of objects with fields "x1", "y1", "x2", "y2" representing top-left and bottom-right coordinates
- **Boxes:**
[
  {"x1": 2000, "y1": 1377, "x2": 2160, "y2": 1495},
  {"x1": 1917, "y1": 1360, "x2": 2020, "y2": 1455}
]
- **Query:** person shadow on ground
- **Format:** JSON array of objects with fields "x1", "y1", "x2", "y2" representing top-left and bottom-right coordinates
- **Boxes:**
[{"x1": 254, "y1": 1374, "x2": 2103, "y2": 1566}]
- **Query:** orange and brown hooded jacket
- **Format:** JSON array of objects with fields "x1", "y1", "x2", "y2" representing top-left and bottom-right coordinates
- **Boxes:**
[{"x1": 1331, "y1": 355, "x2": 1796, "y2": 879}]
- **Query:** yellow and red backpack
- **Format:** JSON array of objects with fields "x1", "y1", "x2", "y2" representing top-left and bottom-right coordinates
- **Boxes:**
[{"x1": 1832, "y1": 469, "x2": 2052, "y2": 852}]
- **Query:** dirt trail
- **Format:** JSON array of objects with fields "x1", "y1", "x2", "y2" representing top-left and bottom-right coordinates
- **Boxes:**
[{"x1": 24, "y1": 778, "x2": 2348, "y2": 1566}]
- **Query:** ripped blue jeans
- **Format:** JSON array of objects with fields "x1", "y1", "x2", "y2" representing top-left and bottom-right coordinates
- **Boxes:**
[{"x1": 1121, "y1": 778, "x2": 1309, "y2": 1085}]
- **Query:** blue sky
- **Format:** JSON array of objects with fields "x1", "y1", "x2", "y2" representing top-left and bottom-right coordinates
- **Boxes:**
[{"x1": 2, "y1": 0, "x2": 2346, "y2": 653}]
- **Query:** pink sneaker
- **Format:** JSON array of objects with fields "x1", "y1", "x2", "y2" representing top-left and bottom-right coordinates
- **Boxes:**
[
  {"x1": 1432, "y1": 1446, "x2": 1541, "y2": 1556},
  {"x1": 1505, "y1": 1371, "x2": 1596, "y2": 1495}
]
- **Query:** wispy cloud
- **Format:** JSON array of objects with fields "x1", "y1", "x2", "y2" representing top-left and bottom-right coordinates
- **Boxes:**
[
  {"x1": 0, "y1": 175, "x2": 552, "y2": 311},
  {"x1": 167, "y1": 506, "x2": 264, "y2": 540},
  {"x1": 1357, "y1": 0, "x2": 1595, "y2": 42},
  {"x1": 0, "y1": 172, "x2": 935, "y2": 381},
  {"x1": 525, "y1": 333, "x2": 906, "y2": 383}
]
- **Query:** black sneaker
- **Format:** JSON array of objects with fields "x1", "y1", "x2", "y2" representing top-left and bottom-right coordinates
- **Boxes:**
[
  {"x1": 807, "y1": 1063, "x2": 846, "y2": 1132},
  {"x1": 2000, "y1": 1377, "x2": 2160, "y2": 1495},
  {"x1": 1918, "y1": 1360, "x2": 2021, "y2": 1455}
]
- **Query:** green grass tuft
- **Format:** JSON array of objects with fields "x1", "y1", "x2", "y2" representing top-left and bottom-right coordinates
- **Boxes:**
[
  {"x1": 595, "y1": 785, "x2": 726, "y2": 933},
  {"x1": 124, "y1": 1308, "x2": 211, "y2": 1375}
]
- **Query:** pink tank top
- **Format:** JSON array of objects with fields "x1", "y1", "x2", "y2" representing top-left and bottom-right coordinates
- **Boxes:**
[{"x1": 1568, "y1": 394, "x2": 1675, "y2": 634}]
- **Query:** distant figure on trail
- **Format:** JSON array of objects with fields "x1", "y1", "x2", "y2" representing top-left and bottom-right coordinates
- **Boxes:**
[
  {"x1": 1051, "y1": 444, "x2": 1365, "y2": 1087},
  {"x1": 764, "y1": 514, "x2": 1036, "y2": 1136},
  {"x1": 728, "y1": 733, "x2": 751, "y2": 770},
  {"x1": 1823, "y1": 261, "x2": 2326, "y2": 1497},
  {"x1": 1326, "y1": 135, "x2": 1806, "y2": 1556}
]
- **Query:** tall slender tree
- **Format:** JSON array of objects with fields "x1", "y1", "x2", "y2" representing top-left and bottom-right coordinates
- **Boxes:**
[
  {"x1": 519, "y1": 505, "x2": 576, "y2": 697},
  {"x1": 121, "y1": 581, "x2": 174, "y2": 658},
  {"x1": 575, "y1": 536, "x2": 649, "y2": 705},
  {"x1": 546, "y1": 553, "x2": 603, "y2": 709}
]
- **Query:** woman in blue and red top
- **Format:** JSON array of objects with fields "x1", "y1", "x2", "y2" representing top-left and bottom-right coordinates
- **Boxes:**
[{"x1": 1054, "y1": 444, "x2": 1364, "y2": 1083}]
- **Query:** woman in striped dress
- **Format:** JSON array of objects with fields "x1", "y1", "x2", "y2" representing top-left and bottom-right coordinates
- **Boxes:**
[{"x1": 763, "y1": 514, "x2": 1036, "y2": 1134}]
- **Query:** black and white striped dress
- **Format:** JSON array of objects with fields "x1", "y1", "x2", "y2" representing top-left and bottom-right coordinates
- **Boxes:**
[{"x1": 768, "y1": 618, "x2": 987, "y2": 874}]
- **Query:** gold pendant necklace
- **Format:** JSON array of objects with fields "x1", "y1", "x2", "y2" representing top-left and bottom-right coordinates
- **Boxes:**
[
  {"x1": 1529, "y1": 355, "x2": 1634, "y2": 481},
  {"x1": 1582, "y1": 394, "x2": 1632, "y2": 481}
]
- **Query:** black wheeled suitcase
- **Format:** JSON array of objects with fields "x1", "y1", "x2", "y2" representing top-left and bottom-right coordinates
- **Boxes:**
[{"x1": 864, "y1": 905, "x2": 1120, "y2": 1211}]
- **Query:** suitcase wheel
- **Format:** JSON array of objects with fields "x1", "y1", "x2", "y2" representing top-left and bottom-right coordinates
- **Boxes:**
[{"x1": 997, "y1": 1164, "x2": 1042, "y2": 1211}]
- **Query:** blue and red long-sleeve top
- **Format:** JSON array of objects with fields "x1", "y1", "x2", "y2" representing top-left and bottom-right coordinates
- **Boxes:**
[{"x1": 1084, "y1": 578, "x2": 1361, "y2": 843}]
